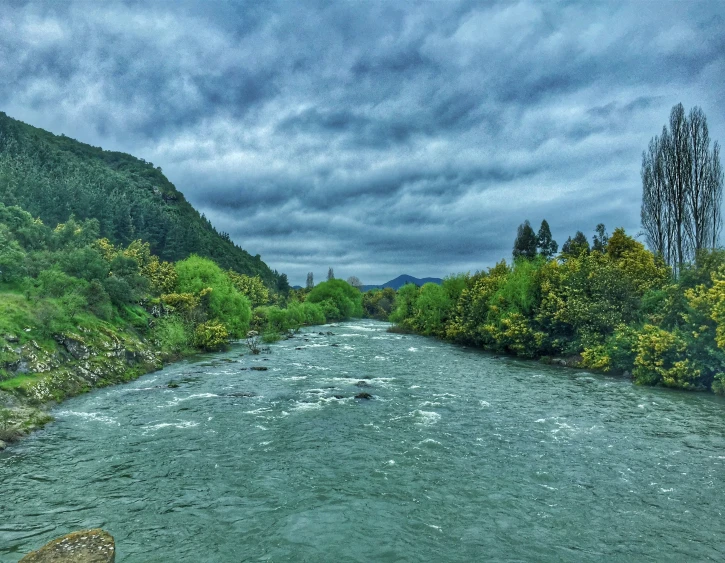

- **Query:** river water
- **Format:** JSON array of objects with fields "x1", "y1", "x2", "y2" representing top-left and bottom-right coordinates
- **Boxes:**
[{"x1": 1, "y1": 320, "x2": 724, "y2": 562}]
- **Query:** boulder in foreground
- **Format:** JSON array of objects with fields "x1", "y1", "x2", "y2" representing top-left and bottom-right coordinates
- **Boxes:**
[{"x1": 19, "y1": 529, "x2": 115, "y2": 562}]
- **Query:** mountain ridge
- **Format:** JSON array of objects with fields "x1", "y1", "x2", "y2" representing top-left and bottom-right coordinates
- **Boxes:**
[
  {"x1": 0, "y1": 111, "x2": 281, "y2": 287},
  {"x1": 361, "y1": 274, "x2": 443, "y2": 292}
]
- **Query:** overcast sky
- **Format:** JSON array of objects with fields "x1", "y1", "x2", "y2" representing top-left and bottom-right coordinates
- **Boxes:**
[{"x1": 2, "y1": 1, "x2": 724, "y2": 285}]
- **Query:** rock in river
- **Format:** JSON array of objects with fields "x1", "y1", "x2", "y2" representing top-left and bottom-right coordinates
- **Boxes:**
[
  {"x1": 19, "y1": 528, "x2": 115, "y2": 562},
  {"x1": 355, "y1": 392, "x2": 373, "y2": 400}
]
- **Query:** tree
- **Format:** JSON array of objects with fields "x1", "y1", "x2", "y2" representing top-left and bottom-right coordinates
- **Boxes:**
[
  {"x1": 346, "y1": 276, "x2": 363, "y2": 289},
  {"x1": 561, "y1": 231, "x2": 590, "y2": 257},
  {"x1": 327, "y1": 267, "x2": 335, "y2": 280},
  {"x1": 306, "y1": 272, "x2": 314, "y2": 289},
  {"x1": 175, "y1": 255, "x2": 251, "y2": 337},
  {"x1": 306, "y1": 279, "x2": 363, "y2": 321},
  {"x1": 641, "y1": 103, "x2": 723, "y2": 274},
  {"x1": 536, "y1": 219, "x2": 558, "y2": 258},
  {"x1": 277, "y1": 273, "x2": 290, "y2": 293},
  {"x1": 512, "y1": 220, "x2": 537, "y2": 260},
  {"x1": 592, "y1": 223, "x2": 609, "y2": 253}
]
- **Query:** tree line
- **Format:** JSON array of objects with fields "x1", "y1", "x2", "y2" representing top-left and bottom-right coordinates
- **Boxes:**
[
  {"x1": 641, "y1": 103, "x2": 723, "y2": 274},
  {"x1": 387, "y1": 103, "x2": 725, "y2": 394}
]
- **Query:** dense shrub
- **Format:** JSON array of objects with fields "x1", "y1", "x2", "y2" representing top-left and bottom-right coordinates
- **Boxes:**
[{"x1": 306, "y1": 279, "x2": 363, "y2": 321}]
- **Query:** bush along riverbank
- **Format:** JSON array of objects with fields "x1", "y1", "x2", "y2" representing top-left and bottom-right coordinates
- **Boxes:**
[
  {"x1": 0, "y1": 204, "x2": 248, "y2": 446},
  {"x1": 387, "y1": 224, "x2": 725, "y2": 395},
  {"x1": 0, "y1": 203, "x2": 368, "y2": 446}
]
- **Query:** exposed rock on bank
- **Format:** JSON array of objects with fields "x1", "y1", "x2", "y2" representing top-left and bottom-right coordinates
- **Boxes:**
[
  {"x1": 19, "y1": 529, "x2": 115, "y2": 562},
  {"x1": 0, "y1": 328, "x2": 166, "y2": 446}
]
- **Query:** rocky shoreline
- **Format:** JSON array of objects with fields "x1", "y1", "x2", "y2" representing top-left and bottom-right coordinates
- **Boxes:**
[{"x1": 0, "y1": 328, "x2": 178, "y2": 450}]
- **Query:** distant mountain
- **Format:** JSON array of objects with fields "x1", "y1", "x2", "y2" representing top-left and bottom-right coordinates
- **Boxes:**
[
  {"x1": 0, "y1": 112, "x2": 280, "y2": 286},
  {"x1": 361, "y1": 274, "x2": 443, "y2": 292}
]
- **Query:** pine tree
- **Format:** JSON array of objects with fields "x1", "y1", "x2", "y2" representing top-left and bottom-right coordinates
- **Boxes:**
[
  {"x1": 513, "y1": 220, "x2": 538, "y2": 260},
  {"x1": 536, "y1": 219, "x2": 558, "y2": 258},
  {"x1": 592, "y1": 223, "x2": 609, "y2": 253},
  {"x1": 561, "y1": 231, "x2": 590, "y2": 256}
]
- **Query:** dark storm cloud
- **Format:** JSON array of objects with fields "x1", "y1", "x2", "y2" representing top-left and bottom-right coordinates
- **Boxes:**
[{"x1": 1, "y1": 0, "x2": 724, "y2": 284}]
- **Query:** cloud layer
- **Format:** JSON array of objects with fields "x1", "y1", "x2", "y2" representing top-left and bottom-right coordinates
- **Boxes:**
[{"x1": 2, "y1": 0, "x2": 724, "y2": 284}]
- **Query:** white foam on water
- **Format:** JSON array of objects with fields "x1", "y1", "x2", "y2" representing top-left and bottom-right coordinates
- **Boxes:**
[
  {"x1": 339, "y1": 334, "x2": 364, "y2": 338},
  {"x1": 407, "y1": 347, "x2": 418, "y2": 352},
  {"x1": 374, "y1": 356, "x2": 387, "y2": 360},
  {"x1": 534, "y1": 418, "x2": 547, "y2": 423},
  {"x1": 244, "y1": 407, "x2": 274, "y2": 415},
  {"x1": 291, "y1": 401, "x2": 323, "y2": 412},
  {"x1": 56, "y1": 411, "x2": 119, "y2": 426},
  {"x1": 169, "y1": 392, "x2": 219, "y2": 403},
  {"x1": 142, "y1": 420, "x2": 199, "y2": 433},
  {"x1": 344, "y1": 324, "x2": 379, "y2": 331},
  {"x1": 419, "y1": 401, "x2": 442, "y2": 407},
  {"x1": 410, "y1": 385, "x2": 420, "y2": 389},
  {"x1": 419, "y1": 438, "x2": 442, "y2": 446},
  {"x1": 539, "y1": 484, "x2": 558, "y2": 491},
  {"x1": 283, "y1": 376, "x2": 308, "y2": 381},
  {"x1": 479, "y1": 400, "x2": 490, "y2": 407},
  {"x1": 386, "y1": 460, "x2": 396, "y2": 465},
  {"x1": 256, "y1": 425, "x2": 268, "y2": 430},
  {"x1": 427, "y1": 524, "x2": 443, "y2": 532},
  {"x1": 412, "y1": 410, "x2": 441, "y2": 426}
]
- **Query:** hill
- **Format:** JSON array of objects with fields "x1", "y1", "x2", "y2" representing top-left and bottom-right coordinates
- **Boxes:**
[
  {"x1": 362, "y1": 274, "x2": 442, "y2": 292},
  {"x1": 0, "y1": 112, "x2": 280, "y2": 287}
]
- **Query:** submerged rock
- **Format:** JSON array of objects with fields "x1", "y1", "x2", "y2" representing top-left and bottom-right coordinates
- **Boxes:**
[
  {"x1": 19, "y1": 528, "x2": 115, "y2": 562},
  {"x1": 355, "y1": 392, "x2": 373, "y2": 400},
  {"x1": 355, "y1": 381, "x2": 371, "y2": 387},
  {"x1": 0, "y1": 439, "x2": 6, "y2": 450},
  {"x1": 250, "y1": 366, "x2": 268, "y2": 371}
]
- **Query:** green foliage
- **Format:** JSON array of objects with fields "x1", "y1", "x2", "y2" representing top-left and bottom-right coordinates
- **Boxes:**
[
  {"x1": 362, "y1": 287, "x2": 396, "y2": 320},
  {"x1": 227, "y1": 271, "x2": 270, "y2": 307},
  {"x1": 194, "y1": 320, "x2": 229, "y2": 351},
  {"x1": 0, "y1": 111, "x2": 280, "y2": 287},
  {"x1": 561, "y1": 231, "x2": 590, "y2": 257},
  {"x1": 389, "y1": 222, "x2": 725, "y2": 392},
  {"x1": 513, "y1": 220, "x2": 537, "y2": 260},
  {"x1": 536, "y1": 220, "x2": 558, "y2": 259},
  {"x1": 389, "y1": 283, "x2": 420, "y2": 327},
  {"x1": 151, "y1": 317, "x2": 192, "y2": 356},
  {"x1": 175, "y1": 255, "x2": 251, "y2": 337},
  {"x1": 306, "y1": 279, "x2": 363, "y2": 321}
]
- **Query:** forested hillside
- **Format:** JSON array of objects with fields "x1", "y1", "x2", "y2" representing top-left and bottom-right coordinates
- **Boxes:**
[{"x1": 0, "y1": 112, "x2": 280, "y2": 287}]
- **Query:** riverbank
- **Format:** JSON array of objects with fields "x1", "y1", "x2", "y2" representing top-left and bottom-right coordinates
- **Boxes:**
[{"x1": 0, "y1": 325, "x2": 188, "y2": 449}]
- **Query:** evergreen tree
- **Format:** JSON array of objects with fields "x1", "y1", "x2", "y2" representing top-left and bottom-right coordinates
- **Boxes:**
[
  {"x1": 327, "y1": 267, "x2": 335, "y2": 280},
  {"x1": 306, "y1": 272, "x2": 314, "y2": 289},
  {"x1": 592, "y1": 223, "x2": 609, "y2": 253},
  {"x1": 513, "y1": 220, "x2": 538, "y2": 260},
  {"x1": 277, "y1": 273, "x2": 290, "y2": 293},
  {"x1": 536, "y1": 219, "x2": 558, "y2": 258},
  {"x1": 561, "y1": 231, "x2": 590, "y2": 256}
]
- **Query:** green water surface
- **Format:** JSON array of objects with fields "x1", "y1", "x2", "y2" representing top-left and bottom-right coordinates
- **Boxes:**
[{"x1": 1, "y1": 320, "x2": 724, "y2": 561}]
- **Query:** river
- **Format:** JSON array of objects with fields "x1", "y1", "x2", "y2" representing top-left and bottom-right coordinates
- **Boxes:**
[{"x1": 1, "y1": 320, "x2": 724, "y2": 561}]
